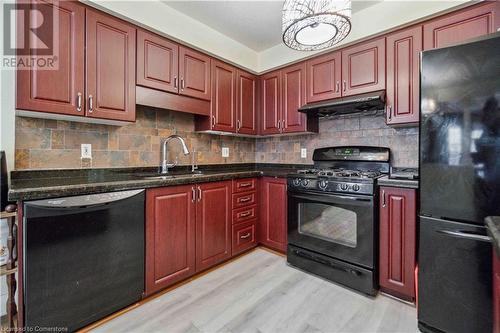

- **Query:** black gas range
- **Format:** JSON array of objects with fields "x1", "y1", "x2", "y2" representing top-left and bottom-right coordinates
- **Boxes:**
[{"x1": 286, "y1": 146, "x2": 390, "y2": 296}]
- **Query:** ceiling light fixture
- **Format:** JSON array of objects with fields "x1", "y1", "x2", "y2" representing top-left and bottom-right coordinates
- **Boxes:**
[{"x1": 282, "y1": 0, "x2": 352, "y2": 51}]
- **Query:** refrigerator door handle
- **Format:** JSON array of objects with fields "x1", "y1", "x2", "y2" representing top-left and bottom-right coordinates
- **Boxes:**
[{"x1": 436, "y1": 229, "x2": 491, "y2": 243}]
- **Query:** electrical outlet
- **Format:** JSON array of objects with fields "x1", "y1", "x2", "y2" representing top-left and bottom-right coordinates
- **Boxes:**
[
  {"x1": 222, "y1": 147, "x2": 229, "y2": 158},
  {"x1": 301, "y1": 148, "x2": 307, "y2": 159},
  {"x1": 81, "y1": 144, "x2": 92, "y2": 159}
]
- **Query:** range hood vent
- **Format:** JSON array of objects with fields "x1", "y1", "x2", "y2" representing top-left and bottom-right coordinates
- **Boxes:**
[{"x1": 298, "y1": 90, "x2": 386, "y2": 117}]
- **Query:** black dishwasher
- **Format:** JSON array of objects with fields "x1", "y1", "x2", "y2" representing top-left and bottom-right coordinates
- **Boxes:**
[{"x1": 23, "y1": 189, "x2": 145, "y2": 332}]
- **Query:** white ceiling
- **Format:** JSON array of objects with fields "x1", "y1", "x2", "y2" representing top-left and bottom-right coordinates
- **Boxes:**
[{"x1": 162, "y1": 1, "x2": 382, "y2": 52}]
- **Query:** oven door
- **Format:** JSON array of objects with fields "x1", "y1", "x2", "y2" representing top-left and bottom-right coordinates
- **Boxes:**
[{"x1": 288, "y1": 190, "x2": 375, "y2": 269}]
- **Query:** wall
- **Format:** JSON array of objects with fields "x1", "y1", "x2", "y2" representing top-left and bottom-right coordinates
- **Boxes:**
[
  {"x1": 14, "y1": 107, "x2": 256, "y2": 169},
  {"x1": 255, "y1": 114, "x2": 419, "y2": 168}
]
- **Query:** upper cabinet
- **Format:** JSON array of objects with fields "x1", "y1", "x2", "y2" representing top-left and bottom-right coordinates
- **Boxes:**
[
  {"x1": 282, "y1": 63, "x2": 308, "y2": 133},
  {"x1": 260, "y1": 70, "x2": 282, "y2": 135},
  {"x1": 179, "y1": 47, "x2": 211, "y2": 100},
  {"x1": 423, "y1": 1, "x2": 500, "y2": 50},
  {"x1": 136, "y1": 30, "x2": 179, "y2": 94},
  {"x1": 386, "y1": 26, "x2": 422, "y2": 125},
  {"x1": 17, "y1": 2, "x2": 136, "y2": 122},
  {"x1": 17, "y1": 0, "x2": 85, "y2": 117},
  {"x1": 341, "y1": 37, "x2": 386, "y2": 96},
  {"x1": 236, "y1": 71, "x2": 258, "y2": 135},
  {"x1": 86, "y1": 9, "x2": 136, "y2": 122},
  {"x1": 210, "y1": 60, "x2": 237, "y2": 132},
  {"x1": 306, "y1": 52, "x2": 341, "y2": 103}
]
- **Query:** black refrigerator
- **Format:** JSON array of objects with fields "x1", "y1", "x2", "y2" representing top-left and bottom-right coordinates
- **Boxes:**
[{"x1": 419, "y1": 32, "x2": 500, "y2": 333}]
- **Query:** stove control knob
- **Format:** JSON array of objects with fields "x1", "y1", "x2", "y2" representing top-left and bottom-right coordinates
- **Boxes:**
[
  {"x1": 352, "y1": 184, "x2": 360, "y2": 192},
  {"x1": 293, "y1": 178, "x2": 302, "y2": 186},
  {"x1": 341, "y1": 184, "x2": 349, "y2": 191},
  {"x1": 302, "y1": 179, "x2": 310, "y2": 186},
  {"x1": 319, "y1": 180, "x2": 328, "y2": 190}
]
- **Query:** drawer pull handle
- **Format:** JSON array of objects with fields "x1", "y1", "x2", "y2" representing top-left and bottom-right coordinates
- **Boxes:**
[
  {"x1": 239, "y1": 197, "x2": 251, "y2": 203},
  {"x1": 239, "y1": 183, "x2": 252, "y2": 188},
  {"x1": 240, "y1": 211, "x2": 252, "y2": 217},
  {"x1": 240, "y1": 233, "x2": 251, "y2": 239}
]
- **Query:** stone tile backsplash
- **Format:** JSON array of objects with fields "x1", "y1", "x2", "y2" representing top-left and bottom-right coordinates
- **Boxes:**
[{"x1": 15, "y1": 108, "x2": 418, "y2": 170}]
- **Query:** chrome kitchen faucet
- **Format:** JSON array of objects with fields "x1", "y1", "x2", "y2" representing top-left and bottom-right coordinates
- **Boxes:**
[{"x1": 160, "y1": 135, "x2": 190, "y2": 174}]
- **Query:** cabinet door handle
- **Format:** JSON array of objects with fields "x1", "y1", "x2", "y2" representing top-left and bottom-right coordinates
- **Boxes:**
[
  {"x1": 88, "y1": 95, "x2": 93, "y2": 113},
  {"x1": 277, "y1": 120, "x2": 281, "y2": 130},
  {"x1": 192, "y1": 186, "x2": 196, "y2": 203},
  {"x1": 335, "y1": 81, "x2": 340, "y2": 93},
  {"x1": 197, "y1": 186, "x2": 202, "y2": 202},
  {"x1": 181, "y1": 78, "x2": 185, "y2": 90},
  {"x1": 239, "y1": 197, "x2": 251, "y2": 203},
  {"x1": 237, "y1": 119, "x2": 241, "y2": 132},
  {"x1": 239, "y1": 182, "x2": 252, "y2": 188},
  {"x1": 76, "y1": 92, "x2": 82, "y2": 112},
  {"x1": 343, "y1": 80, "x2": 347, "y2": 92},
  {"x1": 387, "y1": 105, "x2": 392, "y2": 121},
  {"x1": 240, "y1": 233, "x2": 251, "y2": 239},
  {"x1": 211, "y1": 116, "x2": 216, "y2": 128},
  {"x1": 240, "y1": 211, "x2": 252, "y2": 217},
  {"x1": 174, "y1": 76, "x2": 178, "y2": 89},
  {"x1": 382, "y1": 190, "x2": 386, "y2": 208}
]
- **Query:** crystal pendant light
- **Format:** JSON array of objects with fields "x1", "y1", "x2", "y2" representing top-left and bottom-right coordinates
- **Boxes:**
[{"x1": 282, "y1": 0, "x2": 352, "y2": 51}]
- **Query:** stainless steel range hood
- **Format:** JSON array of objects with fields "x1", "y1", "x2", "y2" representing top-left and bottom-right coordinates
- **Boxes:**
[{"x1": 298, "y1": 90, "x2": 386, "y2": 117}]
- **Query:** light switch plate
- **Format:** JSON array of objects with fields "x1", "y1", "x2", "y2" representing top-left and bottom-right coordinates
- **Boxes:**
[
  {"x1": 81, "y1": 144, "x2": 92, "y2": 159},
  {"x1": 222, "y1": 147, "x2": 229, "y2": 158},
  {"x1": 301, "y1": 148, "x2": 307, "y2": 159}
]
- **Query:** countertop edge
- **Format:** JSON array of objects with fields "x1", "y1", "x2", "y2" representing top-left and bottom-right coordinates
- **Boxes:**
[{"x1": 376, "y1": 175, "x2": 419, "y2": 189}]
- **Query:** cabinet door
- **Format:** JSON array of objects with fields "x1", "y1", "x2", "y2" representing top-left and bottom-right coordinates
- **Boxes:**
[
  {"x1": 379, "y1": 186, "x2": 417, "y2": 301},
  {"x1": 196, "y1": 181, "x2": 232, "y2": 272},
  {"x1": 494, "y1": 253, "x2": 500, "y2": 333},
  {"x1": 423, "y1": 2, "x2": 500, "y2": 50},
  {"x1": 306, "y1": 52, "x2": 341, "y2": 103},
  {"x1": 16, "y1": 0, "x2": 85, "y2": 116},
  {"x1": 341, "y1": 38, "x2": 386, "y2": 96},
  {"x1": 282, "y1": 63, "x2": 307, "y2": 133},
  {"x1": 179, "y1": 47, "x2": 211, "y2": 101},
  {"x1": 260, "y1": 71, "x2": 282, "y2": 135},
  {"x1": 211, "y1": 60, "x2": 237, "y2": 132},
  {"x1": 386, "y1": 26, "x2": 422, "y2": 125},
  {"x1": 236, "y1": 70, "x2": 258, "y2": 135},
  {"x1": 259, "y1": 177, "x2": 287, "y2": 253},
  {"x1": 136, "y1": 30, "x2": 179, "y2": 94},
  {"x1": 145, "y1": 185, "x2": 196, "y2": 295},
  {"x1": 86, "y1": 9, "x2": 136, "y2": 121}
]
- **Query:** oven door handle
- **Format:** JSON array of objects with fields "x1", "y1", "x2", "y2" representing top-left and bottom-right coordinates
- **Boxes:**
[{"x1": 289, "y1": 193, "x2": 373, "y2": 204}]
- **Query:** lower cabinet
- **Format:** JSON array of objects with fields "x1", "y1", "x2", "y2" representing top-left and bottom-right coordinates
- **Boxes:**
[
  {"x1": 379, "y1": 186, "x2": 417, "y2": 301},
  {"x1": 231, "y1": 178, "x2": 259, "y2": 256},
  {"x1": 259, "y1": 177, "x2": 288, "y2": 253},
  {"x1": 195, "y1": 181, "x2": 232, "y2": 272},
  {"x1": 494, "y1": 251, "x2": 500, "y2": 333}
]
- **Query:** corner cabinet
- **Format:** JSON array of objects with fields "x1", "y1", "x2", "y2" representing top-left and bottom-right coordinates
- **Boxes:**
[
  {"x1": 259, "y1": 177, "x2": 287, "y2": 253},
  {"x1": 209, "y1": 60, "x2": 237, "y2": 132},
  {"x1": 379, "y1": 186, "x2": 417, "y2": 301},
  {"x1": 386, "y1": 26, "x2": 422, "y2": 125},
  {"x1": 145, "y1": 185, "x2": 196, "y2": 295},
  {"x1": 236, "y1": 71, "x2": 258, "y2": 135},
  {"x1": 341, "y1": 37, "x2": 386, "y2": 97}
]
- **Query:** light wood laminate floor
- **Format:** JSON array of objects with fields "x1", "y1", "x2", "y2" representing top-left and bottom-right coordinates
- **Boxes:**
[{"x1": 93, "y1": 249, "x2": 418, "y2": 333}]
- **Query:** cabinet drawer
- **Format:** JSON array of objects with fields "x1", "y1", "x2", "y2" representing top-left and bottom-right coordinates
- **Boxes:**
[
  {"x1": 233, "y1": 178, "x2": 257, "y2": 193},
  {"x1": 233, "y1": 205, "x2": 257, "y2": 224},
  {"x1": 232, "y1": 220, "x2": 257, "y2": 256},
  {"x1": 232, "y1": 191, "x2": 257, "y2": 209}
]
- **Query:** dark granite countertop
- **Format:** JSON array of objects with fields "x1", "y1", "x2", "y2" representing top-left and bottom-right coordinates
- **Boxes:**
[
  {"x1": 9, "y1": 163, "x2": 310, "y2": 201},
  {"x1": 377, "y1": 175, "x2": 419, "y2": 189},
  {"x1": 486, "y1": 216, "x2": 500, "y2": 257}
]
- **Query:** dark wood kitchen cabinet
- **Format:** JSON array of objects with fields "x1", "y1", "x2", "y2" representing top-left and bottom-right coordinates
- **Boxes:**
[
  {"x1": 86, "y1": 9, "x2": 136, "y2": 122},
  {"x1": 306, "y1": 52, "x2": 342, "y2": 103},
  {"x1": 236, "y1": 70, "x2": 258, "y2": 135},
  {"x1": 16, "y1": 0, "x2": 85, "y2": 116},
  {"x1": 196, "y1": 181, "x2": 232, "y2": 272},
  {"x1": 259, "y1": 177, "x2": 287, "y2": 253},
  {"x1": 494, "y1": 251, "x2": 500, "y2": 333},
  {"x1": 179, "y1": 47, "x2": 211, "y2": 101},
  {"x1": 423, "y1": 1, "x2": 500, "y2": 50},
  {"x1": 282, "y1": 63, "x2": 308, "y2": 133},
  {"x1": 386, "y1": 26, "x2": 423, "y2": 125},
  {"x1": 145, "y1": 185, "x2": 196, "y2": 296},
  {"x1": 341, "y1": 37, "x2": 385, "y2": 97},
  {"x1": 136, "y1": 30, "x2": 179, "y2": 94},
  {"x1": 379, "y1": 186, "x2": 417, "y2": 301},
  {"x1": 260, "y1": 70, "x2": 282, "y2": 135},
  {"x1": 210, "y1": 60, "x2": 237, "y2": 132}
]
